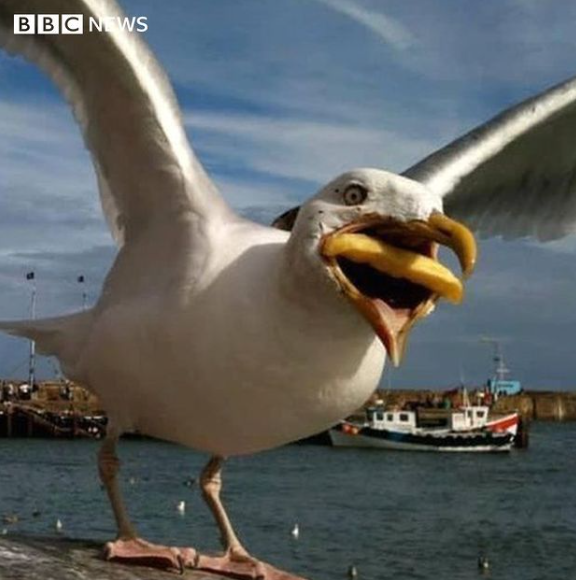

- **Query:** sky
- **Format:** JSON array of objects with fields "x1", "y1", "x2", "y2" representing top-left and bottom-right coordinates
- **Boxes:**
[{"x1": 1, "y1": 0, "x2": 576, "y2": 389}]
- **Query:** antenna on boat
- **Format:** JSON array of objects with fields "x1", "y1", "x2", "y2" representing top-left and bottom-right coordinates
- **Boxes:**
[
  {"x1": 458, "y1": 363, "x2": 466, "y2": 387},
  {"x1": 480, "y1": 337, "x2": 509, "y2": 383}
]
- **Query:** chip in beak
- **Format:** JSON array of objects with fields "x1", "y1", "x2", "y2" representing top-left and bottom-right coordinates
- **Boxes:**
[{"x1": 321, "y1": 212, "x2": 477, "y2": 366}]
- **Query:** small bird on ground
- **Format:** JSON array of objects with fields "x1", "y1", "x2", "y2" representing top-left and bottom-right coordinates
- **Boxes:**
[{"x1": 1, "y1": 1, "x2": 576, "y2": 579}]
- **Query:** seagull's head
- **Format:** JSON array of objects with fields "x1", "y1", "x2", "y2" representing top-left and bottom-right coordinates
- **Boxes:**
[{"x1": 281, "y1": 168, "x2": 477, "y2": 366}]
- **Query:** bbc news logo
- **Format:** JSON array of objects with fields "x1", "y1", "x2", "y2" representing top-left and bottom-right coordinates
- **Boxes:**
[{"x1": 13, "y1": 14, "x2": 148, "y2": 35}]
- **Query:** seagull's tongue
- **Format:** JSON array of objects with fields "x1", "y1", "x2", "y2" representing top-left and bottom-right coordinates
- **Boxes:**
[
  {"x1": 323, "y1": 232, "x2": 463, "y2": 303},
  {"x1": 373, "y1": 298, "x2": 409, "y2": 335},
  {"x1": 357, "y1": 297, "x2": 411, "y2": 366}
]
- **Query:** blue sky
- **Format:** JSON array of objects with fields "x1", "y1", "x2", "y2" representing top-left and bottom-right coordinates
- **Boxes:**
[{"x1": 1, "y1": 0, "x2": 576, "y2": 389}]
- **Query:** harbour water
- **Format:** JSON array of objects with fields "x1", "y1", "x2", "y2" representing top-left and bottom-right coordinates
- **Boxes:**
[{"x1": 0, "y1": 422, "x2": 574, "y2": 580}]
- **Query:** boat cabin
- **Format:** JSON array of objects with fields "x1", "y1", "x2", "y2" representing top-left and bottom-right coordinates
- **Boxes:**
[
  {"x1": 450, "y1": 406, "x2": 489, "y2": 431},
  {"x1": 366, "y1": 408, "x2": 417, "y2": 431},
  {"x1": 487, "y1": 378, "x2": 522, "y2": 397},
  {"x1": 365, "y1": 405, "x2": 491, "y2": 432}
]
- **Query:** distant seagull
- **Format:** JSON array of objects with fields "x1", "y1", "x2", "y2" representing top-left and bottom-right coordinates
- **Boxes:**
[
  {"x1": 291, "y1": 524, "x2": 300, "y2": 540},
  {"x1": 3, "y1": 0, "x2": 576, "y2": 579},
  {"x1": 478, "y1": 555, "x2": 490, "y2": 571},
  {"x1": 177, "y1": 501, "x2": 186, "y2": 515},
  {"x1": 348, "y1": 564, "x2": 359, "y2": 579},
  {"x1": 55, "y1": 519, "x2": 63, "y2": 533}
]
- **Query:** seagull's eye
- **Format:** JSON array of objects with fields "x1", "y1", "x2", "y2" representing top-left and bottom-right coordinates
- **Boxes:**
[{"x1": 343, "y1": 185, "x2": 368, "y2": 206}]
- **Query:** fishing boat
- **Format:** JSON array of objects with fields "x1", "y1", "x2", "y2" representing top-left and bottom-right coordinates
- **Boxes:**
[{"x1": 329, "y1": 405, "x2": 519, "y2": 452}]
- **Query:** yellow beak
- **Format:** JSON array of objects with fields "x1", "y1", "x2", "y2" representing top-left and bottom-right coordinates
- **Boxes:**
[{"x1": 321, "y1": 212, "x2": 477, "y2": 366}]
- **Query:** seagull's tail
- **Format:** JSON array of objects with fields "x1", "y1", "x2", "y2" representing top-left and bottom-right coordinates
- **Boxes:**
[{"x1": 0, "y1": 310, "x2": 94, "y2": 381}]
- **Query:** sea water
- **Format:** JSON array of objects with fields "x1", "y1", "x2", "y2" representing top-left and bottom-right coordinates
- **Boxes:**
[{"x1": 0, "y1": 422, "x2": 574, "y2": 580}]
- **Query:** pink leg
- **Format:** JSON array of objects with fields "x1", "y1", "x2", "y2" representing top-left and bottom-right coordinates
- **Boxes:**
[
  {"x1": 196, "y1": 456, "x2": 308, "y2": 580},
  {"x1": 98, "y1": 431, "x2": 197, "y2": 572}
]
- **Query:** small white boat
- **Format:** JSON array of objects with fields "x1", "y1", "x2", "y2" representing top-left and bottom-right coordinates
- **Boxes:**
[{"x1": 329, "y1": 405, "x2": 519, "y2": 452}]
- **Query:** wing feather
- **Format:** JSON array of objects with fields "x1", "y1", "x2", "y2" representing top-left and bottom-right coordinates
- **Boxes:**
[
  {"x1": 403, "y1": 76, "x2": 576, "y2": 240},
  {"x1": 0, "y1": 0, "x2": 231, "y2": 245}
]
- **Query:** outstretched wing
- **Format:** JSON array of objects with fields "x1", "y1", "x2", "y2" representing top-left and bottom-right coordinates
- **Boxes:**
[
  {"x1": 0, "y1": 0, "x2": 231, "y2": 246},
  {"x1": 403, "y1": 76, "x2": 576, "y2": 241}
]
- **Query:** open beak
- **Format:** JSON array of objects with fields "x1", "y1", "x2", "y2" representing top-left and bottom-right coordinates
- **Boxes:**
[{"x1": 321, "y1": 212, "x2": 477, "y2": 366}]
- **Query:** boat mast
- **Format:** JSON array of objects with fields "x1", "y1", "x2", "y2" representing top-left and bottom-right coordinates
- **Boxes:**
[{"x1": 481, "y1": 337, "x2": 509, "y2": 384}]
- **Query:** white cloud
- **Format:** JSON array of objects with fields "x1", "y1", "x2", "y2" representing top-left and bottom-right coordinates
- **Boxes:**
[
  {"x1": 313, "y1": 0, "x2": 416, "y2": 51},
  {"x1": 0, "y1": 100, "x2": 111, "y2": 257},
  {"x1": 527, "y1": 235, "x2": 576, "y2": 255},
  {"x1": 187, "y1": 111, "x2": 436, "y2": 192}
]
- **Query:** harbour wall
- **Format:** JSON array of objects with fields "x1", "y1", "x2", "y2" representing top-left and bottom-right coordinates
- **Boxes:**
[
  {"x1": 375, "y1": 389, "x2": 576, "y2": 422},
  {"x1": 491, "y1": 391, "x2": 576, "y2": 421}
]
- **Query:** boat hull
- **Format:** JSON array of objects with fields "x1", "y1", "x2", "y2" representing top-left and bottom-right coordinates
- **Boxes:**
[
  {"x1": 329, "y1": 424, "x2": 514, "y2": 452},
  {"x1": 485, "y1": 413, "x2": 519, "y2": 436}
]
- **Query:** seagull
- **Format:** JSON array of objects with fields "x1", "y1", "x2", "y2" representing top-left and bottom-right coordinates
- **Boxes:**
[
  {"x1": 478, "y1": 555, "x2": 490, "y2": 572},
  {"x1": 1, "y1": 1, "x2": 575, "y2": 579}
]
